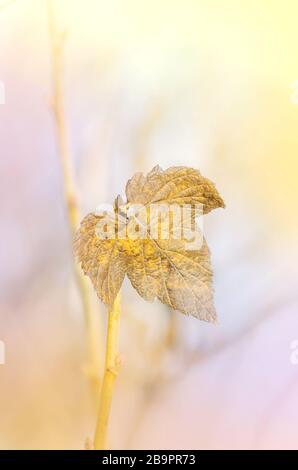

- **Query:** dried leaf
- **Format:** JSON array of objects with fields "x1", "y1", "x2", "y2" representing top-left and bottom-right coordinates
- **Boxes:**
[
  {"x1": 125, "y1": 165, "x2": 225, "y2": 214},
  {"x1": 74, "y1": 166, "x2": 224, "y2": 322},
  {"x1": 73, "y1": 213, "x2": 126, "y2": 306},
  {"x1": 125, "y1": 238, "x2": 216, "y2": 322}
]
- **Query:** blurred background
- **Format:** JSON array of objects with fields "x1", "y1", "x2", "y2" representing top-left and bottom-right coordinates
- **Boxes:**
[{"x1": 0, "y1": 0, "x2": 298, "y2": 450}]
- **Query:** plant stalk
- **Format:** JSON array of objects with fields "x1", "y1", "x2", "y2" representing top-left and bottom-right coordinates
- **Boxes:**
[
  {"x1": 94, "y1": 294, "x2": 121, "y2": 450},
  {"x1": 47, "y1": 0, "x2": 102, "y2": 392}
]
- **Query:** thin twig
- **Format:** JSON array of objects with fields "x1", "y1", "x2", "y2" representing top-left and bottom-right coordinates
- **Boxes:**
[
  {"x1": 94, "y1": 294, "x2": 121, "y2": 450},
  {"x1": 47, "y1": 0, "x2": 102, "y2": 395},
  {"x1": 126, "y1": 293, "x2": 297, "y2": 447}
]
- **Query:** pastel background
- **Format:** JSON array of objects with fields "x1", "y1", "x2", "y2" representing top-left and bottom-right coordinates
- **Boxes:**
[{"x1": 0, "y1": 0, "x2": 298, "y2": 449}]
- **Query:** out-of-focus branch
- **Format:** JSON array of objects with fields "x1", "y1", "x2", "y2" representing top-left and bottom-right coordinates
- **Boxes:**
[
  {"x1": 255, "y1": 374, "x2": 298, "y2": 447},
  {"x1": 175, "y1": 291, "x2": 298, "y2": 380},
  {"x1": 127, "y1": 292, "x2": 297, "y2": 448},
  {"x1": 47, "y1": 0, "x2": 102, "y2": 397}
]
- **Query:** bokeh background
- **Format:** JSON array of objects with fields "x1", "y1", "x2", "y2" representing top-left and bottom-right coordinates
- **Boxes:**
[{"x1": 1, "y1": 0, "x2": 298, "y2": 450}]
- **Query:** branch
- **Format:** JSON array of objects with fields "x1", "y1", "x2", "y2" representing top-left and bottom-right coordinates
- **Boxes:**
[
  {"x1": 94, "y1": 294, "x2": 121, "y2": 450},
  {"x1": 47, "y1": 0, "x2": 102, "y2": 395}
]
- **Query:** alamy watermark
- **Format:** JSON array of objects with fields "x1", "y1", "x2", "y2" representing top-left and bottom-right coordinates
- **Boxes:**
[
  {"x1": 94, "y1": 202, "x2": 204, "y2": 251},
  {"x1": 0, "y1": 81, "x2": 5, "y2": 104},
  {"x1": 290, "y1": 80, "x2": 298, "y2": 105},
  {"x1": 0, "y1": 340, "x2": 5, "y2": 365},
  {"x1": 290, "y1": 339, "x2": 298, "y2": 365}
]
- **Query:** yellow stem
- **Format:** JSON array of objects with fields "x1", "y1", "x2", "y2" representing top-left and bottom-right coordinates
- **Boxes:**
[
  {"x1": 47, "y1": 0, "x2": 101, "y2": 391},
  {"x1": 94, "y1": 294, "x2": 121, "y2": 450}
]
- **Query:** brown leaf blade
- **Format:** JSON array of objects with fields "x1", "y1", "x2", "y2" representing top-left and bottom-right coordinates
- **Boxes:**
[
  {"x1": 125, "y1": 236, "x2": 216, "y2": 322},
  {"x1": 75, "y1": 165, "x2": 224, "y2": 322},
  {"x1": 125, "y1": 165, "x2": 225, "y2": 214},
  {"x1": 74, "y1": 213, "x2": 126, "y2": 306}
]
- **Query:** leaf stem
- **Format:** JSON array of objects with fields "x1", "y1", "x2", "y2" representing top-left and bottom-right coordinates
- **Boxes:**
[{"x1": 94, "y1": 294, "x2": 121, "y2": 450}]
